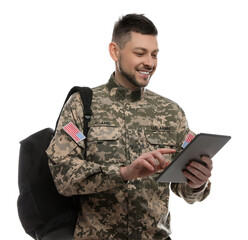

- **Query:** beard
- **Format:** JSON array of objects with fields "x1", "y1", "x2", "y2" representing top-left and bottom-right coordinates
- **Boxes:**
[
  {"x1": 117, "y1": 56, "x2": 152, "y2": 89},
  {"x1": 119, "y1": 66, "x2": 141, "y2": 88}
]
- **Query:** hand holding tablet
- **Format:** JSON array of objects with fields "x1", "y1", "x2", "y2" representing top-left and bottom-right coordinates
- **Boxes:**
[{"x1": 156, "y1": 133, "x2": 231, "y2": 183}]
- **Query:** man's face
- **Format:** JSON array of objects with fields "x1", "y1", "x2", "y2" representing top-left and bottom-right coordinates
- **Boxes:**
[{"x1": 115, "y1": 32, "x2": 159, "y2": 90}]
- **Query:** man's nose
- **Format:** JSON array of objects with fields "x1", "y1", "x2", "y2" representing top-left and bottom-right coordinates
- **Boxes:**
[{"x1": 143, "y1": 55, "x2": 155, "y2": 68}]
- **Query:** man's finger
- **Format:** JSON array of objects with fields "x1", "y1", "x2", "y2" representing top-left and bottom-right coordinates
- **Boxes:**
[
  {"x1": 144, "y1": 154, "x2": 158, "y2": 169},
  {"x1": 151, "y1": 151, "x2": 167, "y2": 168},
  {"x1": 201, "y1": 156, "x2": 213, "y2": 170},
  {"x1": 153, "y1": 149, "x2": 175, "y2": 168},
  {"x1": 139, "y1": 158, "x2": 156, "y2": 171},
  {"x1": 157, "y1": 148, "x2": 176, "y2": 154}
]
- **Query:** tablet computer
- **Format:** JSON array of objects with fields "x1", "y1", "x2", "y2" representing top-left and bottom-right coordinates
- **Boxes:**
[{"x1": 156, "y1": 133, "x2": 231, "y2": 183}]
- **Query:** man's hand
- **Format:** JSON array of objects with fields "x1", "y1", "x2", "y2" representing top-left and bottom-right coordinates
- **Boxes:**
[
  {"x1": 120, "y1": 148, "x2": 176, "y2": 181},
  {"x1": 183, "y1": 156, "x2": 213, "y2": 189}
]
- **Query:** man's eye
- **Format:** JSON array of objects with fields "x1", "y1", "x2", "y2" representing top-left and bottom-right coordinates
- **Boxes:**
[
  {"x1": 152, "y1": 53, "x2": 158, "y2": 58},
  {"x1": 135, "y1": 52, "x2": 144, "y2": 56}
]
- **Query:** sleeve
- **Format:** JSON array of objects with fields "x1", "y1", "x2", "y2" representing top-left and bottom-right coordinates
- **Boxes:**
[
  {"x1": 46, "y1": 93, "x2": 125, "y2": 197},
  {"x1": 170, "y1": 106, "x2": 211, "y2": 204}
]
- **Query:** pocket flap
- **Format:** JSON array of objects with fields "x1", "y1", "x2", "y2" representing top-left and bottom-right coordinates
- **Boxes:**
[
  {"x1": 87, "y1": 126, "x2": 121, "y2": 141},
  {"x1": 145, "y1": 130, "x2": 176, "y2": 146}
]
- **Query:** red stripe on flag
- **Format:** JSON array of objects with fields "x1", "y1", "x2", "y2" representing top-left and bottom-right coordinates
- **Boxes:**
[
  {"x1": 185, "y1": 133, "x2": 194, "y2": 143},
  {"x1": 64, "y1": 123, "x2": 80, "y2": 142},
  {"x1": 68, "y1": 122, "x2": 78, "y2": 133}
]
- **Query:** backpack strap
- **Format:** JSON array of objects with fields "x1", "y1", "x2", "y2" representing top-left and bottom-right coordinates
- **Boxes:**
[
  {"x1": 55, "y1": 87, "x2": 93, "y2": 158},
  {"x1": 77, "y1": 87, "x2": 93, "y2": 136},
  {"x1": 76, "y1": 87, "x2": 93, "y2": 158}
]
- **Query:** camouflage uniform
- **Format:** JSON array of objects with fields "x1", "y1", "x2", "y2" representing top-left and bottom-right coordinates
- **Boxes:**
[{"x1": 46, "y1": 73, "x2": 211, "y2": 240}]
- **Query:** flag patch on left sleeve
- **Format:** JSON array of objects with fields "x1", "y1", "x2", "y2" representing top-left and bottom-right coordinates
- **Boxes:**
[
  {"x1": 181, "y1": 132, "x2": 195, "y2": 148},
  {"x1": 63, "y1": 122, "x2": 85, "y2": 143}
]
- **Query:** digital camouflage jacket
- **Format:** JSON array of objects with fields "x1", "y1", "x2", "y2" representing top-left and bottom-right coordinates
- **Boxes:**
[{"x1": 46, "y1": 74, "x2": 211, "y2": 240}]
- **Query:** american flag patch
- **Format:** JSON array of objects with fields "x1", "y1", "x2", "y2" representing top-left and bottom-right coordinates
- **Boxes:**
[
  {"x1": 63, "y1": 122, "x2": 85, "y2": 143},
  {"x1": 182, "y1": 132, "x2": 195, "y2": 148}
]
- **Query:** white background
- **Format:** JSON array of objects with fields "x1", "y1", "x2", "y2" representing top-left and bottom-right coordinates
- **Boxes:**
[{"x1": 1, "y1": 0, "x2": 247, "y2": 239}]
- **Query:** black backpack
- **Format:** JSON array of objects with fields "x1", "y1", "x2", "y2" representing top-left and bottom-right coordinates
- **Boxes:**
[{"x1": 17, "y1": 87, "x2": 93, "y2": 239}]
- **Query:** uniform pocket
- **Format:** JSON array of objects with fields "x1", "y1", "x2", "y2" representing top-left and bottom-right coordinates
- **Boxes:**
[
  {"x1": 145, "y1": 130, "x2": 176, "y2": 149},
  {"x1": 86, "y1": 126, "x2": 121, "y2": 164},
  {"x1": 144, "y1": 130, "x2": 176, "y2": 173},
  {"x1": 87, "y1": 126, "x2": 121, "y2": 141}
]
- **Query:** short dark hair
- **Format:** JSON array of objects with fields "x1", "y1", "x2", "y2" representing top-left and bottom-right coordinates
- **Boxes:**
[{"x1": 112, "y1": 14, "x2": 158, "y2": 49}]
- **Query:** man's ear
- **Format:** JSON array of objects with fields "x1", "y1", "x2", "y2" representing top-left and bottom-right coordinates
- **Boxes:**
[{"x1": 109, "y1": 42, "x2": 119, "y2": 62}]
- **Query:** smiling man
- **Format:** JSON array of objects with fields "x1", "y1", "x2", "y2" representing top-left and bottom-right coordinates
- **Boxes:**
[
  {"x1": 110, "y1": 31, "x2": 159, "y2": 90},
  {"x1": 46, "y1": 14, "x2": 212, "y2": 240}
]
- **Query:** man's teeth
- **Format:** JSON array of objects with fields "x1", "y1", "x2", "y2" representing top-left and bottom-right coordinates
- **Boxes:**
[{"x1": 139, "y1": 71, "x2": 150, "y2": 75}]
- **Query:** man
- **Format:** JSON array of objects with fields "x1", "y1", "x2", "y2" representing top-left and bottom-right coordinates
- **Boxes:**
[{"x1": 46, "y1": 14, "x2": 212, "y2": 240}]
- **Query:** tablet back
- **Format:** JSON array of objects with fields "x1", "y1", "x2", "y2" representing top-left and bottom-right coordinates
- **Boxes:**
[{"x1": 156, "y1": 133, "x2": 231, "y2": 183}]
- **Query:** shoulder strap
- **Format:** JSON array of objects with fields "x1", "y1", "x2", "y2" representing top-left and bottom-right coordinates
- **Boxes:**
[
  {"x1": 55, "y1": 86, "x2": 93, "y2": 130},
  {"x1": 77, "y1": 87, "x2": 93, "y2": 144},
  {"x1": 77, "y1": 87, "x2": 93, "y2": 158}
]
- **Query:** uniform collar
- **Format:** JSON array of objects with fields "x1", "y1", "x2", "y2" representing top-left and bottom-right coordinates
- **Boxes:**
[{"x1": 106, "y1": 73, "x2": 145, "y2": 102}]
